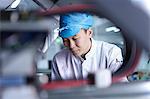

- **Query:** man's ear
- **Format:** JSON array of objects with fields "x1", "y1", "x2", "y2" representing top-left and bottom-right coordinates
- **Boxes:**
[{"x1": 87, "y1": 27, "x2": 93, "y2": 38}]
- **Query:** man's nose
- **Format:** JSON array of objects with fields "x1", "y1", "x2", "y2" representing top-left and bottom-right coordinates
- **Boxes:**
[{"x1": 69, "y1": 40, "x2": 75, "y2": 48}]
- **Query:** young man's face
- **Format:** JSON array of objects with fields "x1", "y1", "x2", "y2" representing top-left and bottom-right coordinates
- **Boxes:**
[{"x1": 62, "y1": 28, "x2": 93, "y2": 57}]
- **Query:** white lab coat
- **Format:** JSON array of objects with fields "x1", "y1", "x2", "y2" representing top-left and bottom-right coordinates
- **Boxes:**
[{"x1": 51, "y1": 39, "x2": 123, "y2": 80}]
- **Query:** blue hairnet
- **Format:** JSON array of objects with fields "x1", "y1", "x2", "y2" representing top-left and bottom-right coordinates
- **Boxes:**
[{"x1": 59, "y1": 12, "x2": 94, "y2": 38}]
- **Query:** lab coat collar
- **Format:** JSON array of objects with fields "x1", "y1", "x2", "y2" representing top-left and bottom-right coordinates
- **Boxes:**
[
  {"x1": 85, "y1": 38, "x2": 96, "y2": 60},
  {"x1": 77, "y1": 38, "x2": 96, "y2": 62}
]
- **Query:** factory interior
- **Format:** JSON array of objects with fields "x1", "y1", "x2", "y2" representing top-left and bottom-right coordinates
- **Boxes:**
[{"x1": 0, "y1": 0, "x2": 150, "y2": 99}]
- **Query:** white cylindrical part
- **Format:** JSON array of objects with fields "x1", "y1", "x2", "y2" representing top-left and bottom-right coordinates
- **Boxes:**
[{"x1": 95, "y1": 69, "x2": 112, "y2": 88}]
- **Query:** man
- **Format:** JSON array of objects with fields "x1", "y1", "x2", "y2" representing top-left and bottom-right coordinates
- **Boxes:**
[{"x1": 51, "y1": 12, "x2": 123, "y2": 81}]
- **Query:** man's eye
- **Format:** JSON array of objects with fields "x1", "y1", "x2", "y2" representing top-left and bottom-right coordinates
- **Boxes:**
[
  {"x1": 63, "y1": 39, "x2": 68, "y2": 42},
  {"x1": 73, "y1": 38, "x2": 78, "y2": 40}
]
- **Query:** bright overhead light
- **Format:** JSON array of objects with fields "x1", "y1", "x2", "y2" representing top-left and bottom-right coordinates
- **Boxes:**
[
  {"x1": 11, "y1": 0, "x2": 21, "y2": 9},
  {"x1": 105, "y1": 26, "x2": 120, "y2": 33}
]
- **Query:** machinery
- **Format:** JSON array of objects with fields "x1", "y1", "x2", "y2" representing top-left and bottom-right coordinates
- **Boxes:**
[{"x1": 0, "y1": 0, "x2": 150, "y2": 99}]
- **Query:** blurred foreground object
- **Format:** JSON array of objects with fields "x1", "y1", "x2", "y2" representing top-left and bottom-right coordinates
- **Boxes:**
[
  {"x1": 0, "y1": 10, "x2": 47, "y2": 99},
  {"x1": 2, "y1": 85, "x2": 39, "y2": 99},
  {"x1": 95, "y1": 0, "x2": 150, "y2": 52},
  {"x1": 95, "y1": 69, "x2": 112, "y2": 88}
]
